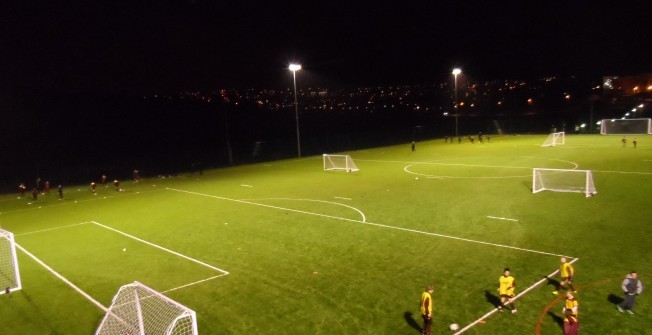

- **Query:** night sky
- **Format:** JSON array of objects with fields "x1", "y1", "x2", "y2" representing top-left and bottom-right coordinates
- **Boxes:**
[{"x1": 2, "y1": 1, "x2": 651, "y2": 93}]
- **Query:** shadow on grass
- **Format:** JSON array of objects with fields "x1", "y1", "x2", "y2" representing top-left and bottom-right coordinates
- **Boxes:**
[
  {"x1": 484, "y1": 290, "x2": 501, "y2": 308},
  {"x1": 403, "y1": 311, "x2": 422, "y2": 333},
  {"x1": 545, "y1": 276, "x2": 560, "y2": 290},
  {"x1": 607, "y1": 294, "x2": 624, "y2": 305},
  {"x1": 547, "y1": 311, "x2": 565, "y2": 330}
]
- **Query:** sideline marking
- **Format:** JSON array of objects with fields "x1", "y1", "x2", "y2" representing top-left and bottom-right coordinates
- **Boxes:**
[
  {"x1": 486, "y1": 216, "x2": 519, "y2": 222},
  {"x1": 454, "y1": 258, "x2": 579, "y2": 335},
  {"x1": 240, "y1": 184, "x2": 254, "y2": 188},
  {"x1": 333, "y1": 196, "x2": 352, "y2": 201},
  {"x1": 240, "y1": 197, "x2": 366, "y2": 222},
  {"x1": 167, "y1": 187, "x2": 569, "y2": 258},
  {"x1": 15, "y1": 243, "x2": 108, "y2": 312},
  {"x1": 400, "y1": 159, "x2": 579, "y2": 179}
]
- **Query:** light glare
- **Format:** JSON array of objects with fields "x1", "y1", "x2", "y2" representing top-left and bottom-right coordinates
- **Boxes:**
[{"x1": 289, "y1": 64, "x2": 302, "y2": 71}]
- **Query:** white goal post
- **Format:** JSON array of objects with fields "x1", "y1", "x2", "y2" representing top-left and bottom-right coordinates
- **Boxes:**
[
  {"x1": 323, "y1": 154, "x2": 359, "y2": 172},
  {"x1": 541, "y1": 131, "x2": 565, "y2": 147},
  {"x1": 533, "y1": 168, "x2": 596, "y2": 197},
  {"x1": 95, "y1": 281, "x2": 198, "y2": 335},
  {"x1": 600, "y1": 118, "x2": 652, "y2": 135},
  {"x1": 0, "y1": 228, "x2": 22, "y2": 295}
]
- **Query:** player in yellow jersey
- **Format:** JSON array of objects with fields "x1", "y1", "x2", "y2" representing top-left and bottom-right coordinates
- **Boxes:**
[
  {"x1": 562, "y1": 291, "x2": 579, "y2": 335},
  {"x1": 497, "y1": 268, "x2": 516, "y2": 313},
  {"x1": 553, "y1": 257, "x2": 576, "y2": 295},
  {"x1": 419, "y1": 285, "x2": 434, "y2": 335}
]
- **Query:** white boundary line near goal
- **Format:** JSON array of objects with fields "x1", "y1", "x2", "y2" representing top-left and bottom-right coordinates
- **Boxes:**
[
  {"x1": 453, "y1": 257, "x2": 579, "y2": 335},
  {"x1": 166, "y1": 187, "x2": 570, "y2": 258},
  {"x1": 14, "y1": 220, "x2": 229, "y2": 312},
  {"x1": 14, "y1": 243, "x2": 109, "y2": 312}
]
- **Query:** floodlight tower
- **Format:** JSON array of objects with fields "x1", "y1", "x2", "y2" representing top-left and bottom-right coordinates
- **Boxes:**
[
  {"x1": 453, "y1": 68, "x2": 462, "y2": 138},
  {"x1": 289, "y1": 64, "x2": 302, "y2": 157}
]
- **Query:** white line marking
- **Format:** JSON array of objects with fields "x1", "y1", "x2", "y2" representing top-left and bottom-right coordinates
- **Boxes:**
[
  {"x1": 486, "y1": 216, "x2": 519, "y2": 222},
  {"x1": 454, "y1": 258, "x2": 579, "y2": 334},
  {"x1": 593, "y1": 170, "x2": 652, "y2": 175},
  {"x1": 333, "y1": 196, "x2": 352, "y2": 200},
  {"x1": 240, "y1": 197, "x2": 366, "y2": 222},
  {"x1": 167, "y1": 188, "x2": 569, "y2": 258},
  {"x1": 240, "y1": 184, "x2": 253, "y2": 188},
  {"x1": 15, "y1": 222, "x2": 91, "y2": 236},
  {"x1": 162, "y1": 274, "x2": 230, "y2": 294},
  {"x1": 91, "y1": 221, "x2": 229, "y2": 275},
  {"x1": 15, "y1": 243, "x2": 108, "y2": 312}
]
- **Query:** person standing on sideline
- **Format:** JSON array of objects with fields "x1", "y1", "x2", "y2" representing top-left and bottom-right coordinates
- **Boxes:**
[
  {"x1": 563, "y1": 291, "x2": 579, "y2": 335},
  {"x1": 44, "y1": 181, "x2": 50, "y2": 194},
  {"x1": 113, "y1": 179, "x2": 120, "y2": 191},
  {"x1": 618, "y1": 271, "x2": 643, "y2": 314},
  {"x1": 18, "y1": 183, "x2": 26, "y2": 198},
  {"x1": 101, "y1": 174, "x2": 107, "y2": 187},
  {"x1": 498, "y1": 268, "x2": 517, "y2": 313},
  {"x1": 90, "y1": 182, "x2": 97, "y2": 194},
  {"x1": 553, "y1": 257, "x2": 576, "y2": 295},
  {"x1": 411, "y1": 141, "x2": 416, "y2": 152},
  {"x1": 622, "y1": 136, "x2": 627, "y2": 147},
  {"x1": 419, "y1": 285, "x2": 434, "y2": 335},
  {"x1": 31, "y1": 188, "x2": 38, "y2": 201},
  {"x1": 58, "y1": 184, "x2": 64, "y2": 200},
  {"x1": 633, "y1": 137, "x2": 637, "y2": 148}
]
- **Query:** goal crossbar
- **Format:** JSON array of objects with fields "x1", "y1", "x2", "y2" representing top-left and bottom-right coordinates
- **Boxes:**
[{"x1": 95, "y1": 281, "x2": 198, "y2": 335}]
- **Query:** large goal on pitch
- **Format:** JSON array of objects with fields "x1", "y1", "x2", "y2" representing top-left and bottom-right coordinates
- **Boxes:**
[
  {"x1": 323, "y1": 154, "x2": 359, "y2": 172},
  {"x1": 95, "y1": 281, "x2": 198, "y2": 335},
  {"x1": 600, "y1": 118, "x2": 652, "y2": 134},
  {"x1": 541, "y1": 131, "x2": 565, "y2": 147},
  {"x1": 533, "y1": 168, "x2": 596, "y2": 197},
  {"x1": 0, "y1": 228, "x2": 22, "y2": 295}
]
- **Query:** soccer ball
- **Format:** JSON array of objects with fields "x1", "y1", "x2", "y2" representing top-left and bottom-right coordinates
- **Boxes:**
[{"x1": 449, "y1": 323, "x2": 459, "y2": 331}]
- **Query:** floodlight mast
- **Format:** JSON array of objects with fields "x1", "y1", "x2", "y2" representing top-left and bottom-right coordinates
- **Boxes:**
[
  {"x1": 452, "y1": 68, "x2": 462, "y2": 138},
  {"x1": 289, "y1": 64, "x2": 302, "y2": 157}
]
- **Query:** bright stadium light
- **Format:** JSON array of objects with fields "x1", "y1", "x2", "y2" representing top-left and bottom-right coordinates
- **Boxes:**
[
  {"x1": 452, "y1": 68, "x2": 462, "y2": 137},
  {"x1": 289, "y1": 64, "x2": 302, "y2": 157}
]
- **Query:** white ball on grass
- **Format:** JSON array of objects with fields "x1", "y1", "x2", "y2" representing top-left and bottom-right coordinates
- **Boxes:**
[
  {"x1": 122, "y1": 248, "x2": 127, "y2": 252},
  {"x1": 450, "y1": 323, "x2": 459, "y2": 331}
]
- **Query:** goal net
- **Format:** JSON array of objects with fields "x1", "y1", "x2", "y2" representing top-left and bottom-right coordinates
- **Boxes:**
[
  {"x1": 323, "y1": 154, "x2": 359, "y2": 172},
  {"x1": 0, "y1": 228, "x2": 22, "y2": 295},
  {"x1": 600, "y1": 118, "x2": 652, "y2": 134},
  {"x1": 95, "y1": 281, "x2": 198, "y2": 335},
  {"x1": 532, "y1": 168, "x2": 596, "y2": 197},
  {"x1": 541, "y1": 131, "x2": 565, "y2": 147}
]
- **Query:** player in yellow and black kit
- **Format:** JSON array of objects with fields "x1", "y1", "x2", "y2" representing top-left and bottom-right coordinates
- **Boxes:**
[
  {"x1": 497, "y1": 268, "x2": 516, "y2": 313},
  {"x1": 419, "y1": 285, "x2": 434, "y2": 335},
  {"x1": 553, "y1": 257, "x2": 576, "y2": 295},
  {"x1": 562, "y1": 291, "x2": 579, "y2": 335}
]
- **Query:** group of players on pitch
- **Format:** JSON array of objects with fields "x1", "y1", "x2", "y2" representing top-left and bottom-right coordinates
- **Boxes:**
[
  {"x1": 496, "y1": 257, "x2": 579, "y2": 335},
  {"x1": 420, "y1": 257, "x2": 638, "y2": 335}
]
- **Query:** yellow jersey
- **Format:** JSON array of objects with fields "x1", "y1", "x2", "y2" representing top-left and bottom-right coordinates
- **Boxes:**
[
  {"x1": 560, "y1": 262, "x2": 574, "y2": 278},
  {"x1": 420, "y1": 291, "x2": 433, "y2": 316},
  {"x1": 564, "y1": 298, "x2": 578, "y2": 322},
  {"x1": 499, "y1": 275, "x2": 516, "y2": 296}
]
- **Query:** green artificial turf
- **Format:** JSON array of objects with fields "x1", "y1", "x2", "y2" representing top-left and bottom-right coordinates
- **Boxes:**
[{"x1": 0, "y1": 134, "x2": 650, "y2": 334}]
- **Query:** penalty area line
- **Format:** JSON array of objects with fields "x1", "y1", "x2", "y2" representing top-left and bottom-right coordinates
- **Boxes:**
[{"x1": 453, "y1": 258, "x2": 579, "y2": 335}]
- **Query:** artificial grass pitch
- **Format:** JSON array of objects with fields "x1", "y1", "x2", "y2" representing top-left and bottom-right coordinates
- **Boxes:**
[{"x1": 0, "y1": 134, "x2": 650, "y2": 334}]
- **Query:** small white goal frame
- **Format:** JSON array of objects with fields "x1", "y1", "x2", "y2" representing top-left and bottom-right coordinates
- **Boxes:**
[
  {"x1": 323, "y1": 154, "x2": 359, "y2": 172},
  {"x1": 0, "y1": 228, "x2": 22, "y2": 295},
  {"x1": 541, "y1": 131, "x2": 565, "y2": 147},
  {"x1": 532, "y1": 168, "x2": 596, "y2": 197},
  {"x1": 95, "y1": 281, "x2": 198, "y2": 335}
]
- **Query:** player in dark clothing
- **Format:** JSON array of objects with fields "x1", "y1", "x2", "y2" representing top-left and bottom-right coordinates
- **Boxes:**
[
  {"x1": 18, "y1": 183, "x2": 26, "y2": 198},
  {"x1": 58, "y1": 185, "x2": 64, "y2": 199},
  {"x1": 31, "y1": 188, "x2": 38, "y2": 201},
  {"x1": 114, "y1": 179, "x2": 120, "y2": 191}
]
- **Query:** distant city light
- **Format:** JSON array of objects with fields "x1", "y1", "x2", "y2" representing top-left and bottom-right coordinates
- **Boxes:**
[
  {"x1": 565, "y1": 94, "x2": 571, "y2": 100},
  {"x1": 596, "y1": 121, "x2": 602, "y2": 125},
  {"x1": 632, "y1": 108, "x2": 637, "y2": 112},
  {"x1": 580, "y1": 123, "x2": 586, "y2": 128},
  {"x1": 443, "y1": 112, "x2": 448, "y2": 116},
  {"x1": 625, "y1": 113, "x2": 630, "y2": 116},
  {"x1": 639, "y1": 104, "x2": 645, "y2": 108}
]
